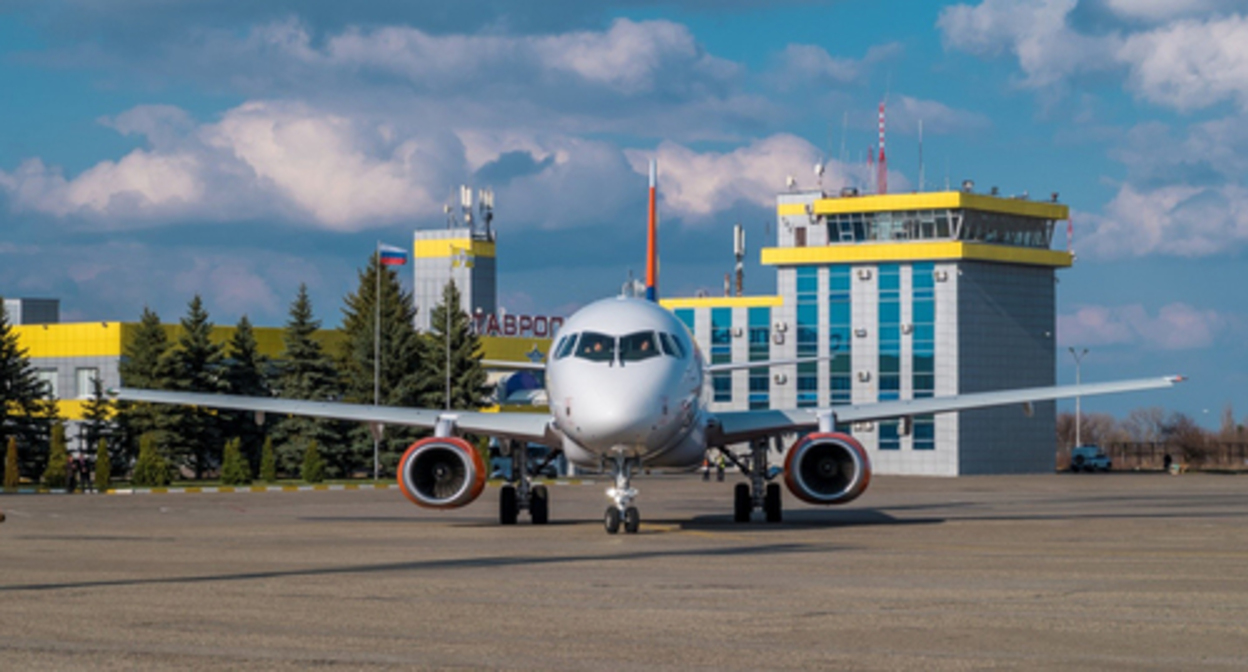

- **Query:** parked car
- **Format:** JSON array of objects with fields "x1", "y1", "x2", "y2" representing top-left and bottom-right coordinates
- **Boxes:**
[{"x1": 1070, "y1": 445, "x2": 1112, "y2": 473}]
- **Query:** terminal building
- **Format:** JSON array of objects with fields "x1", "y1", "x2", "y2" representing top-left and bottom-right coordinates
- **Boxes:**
[{"x1": 661, "y1": 188, "x2": 1071, "y2": 476}]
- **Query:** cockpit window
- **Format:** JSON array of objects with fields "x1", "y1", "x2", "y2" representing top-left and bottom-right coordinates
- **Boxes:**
[
  {"x1": 619, "y1": 331, "x2": 661, "y2": 363},
  {"x1": 659, "y1": 332, "x2": 685, "y2": 359},
  {"x1": 575, "y1": 332, "x2": 616, "y2": 362},
  {"x1": 554, "y1": 333, "x2": 578, "y2": 360}
]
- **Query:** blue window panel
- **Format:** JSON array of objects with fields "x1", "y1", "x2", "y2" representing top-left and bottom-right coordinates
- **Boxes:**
[
  {"x1": 796, "y1": 303, "x2": 818, "y2": 329},
  {"x1": 913, "y1": 416, "x2": 935, "y2": 450},
  {"x1": 675, "y1": 309, "x2": 695, "y2": 332},
  {"x1": 880, "y1": 302, "x2": 900, "y2": 324},
  {"x1": 829, "y1": 301, "x2": 850, "y2": 325},
  {"x1": 879, "y1": 265, "x2": 900, "y2": 291},
  {"x1": 879, "y1": 421, "x2": 900, "y2": 450},
  {"x1": 797, "y1": 392, "x2": 818, "y2": 408},
  {"x1": 912, "y1": 262, "x2": 935, "y2": 288},
  {"x1": 796, "y1": 267, "x2": 818, "y2": 294},
  {"x1": 829, "y1": 356, "x2": 851, "y2": 373},
  {"x1": 880, "y1": 326, "x2": 900, "y2": 346},
  {"x1": 748, "y1": 306, "x2": 770, "y2": 328},
  {"x1": 913, "y1": 301, "x2": 934, "y2": 324},
  {"x1": 880, "y1": 354, "x2": 901, "y2": 373},
  {"x1": 880, "y1": 374, "x2": 900, "y2": 392},
  {"x1": 829, "y1": 267, "x2": 851, "y2": 293},
  {"x1": 713, "y1": 373, "x2": 732, "y2": 402}
]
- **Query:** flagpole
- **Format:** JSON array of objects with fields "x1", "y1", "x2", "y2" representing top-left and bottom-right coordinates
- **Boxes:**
[{"x1": 374, "y1": 242, "x2": 381, "y2": 482}]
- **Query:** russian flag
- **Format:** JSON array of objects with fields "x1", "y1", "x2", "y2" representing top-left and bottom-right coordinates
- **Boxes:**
[{"x1": 379, "y1": 244, "x2": 408, "y2": 266}]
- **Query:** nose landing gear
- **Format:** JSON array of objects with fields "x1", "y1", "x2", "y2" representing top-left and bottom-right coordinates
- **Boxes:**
[{"x1": 604, "y1": 455, "x2": 641, "y2": 534}]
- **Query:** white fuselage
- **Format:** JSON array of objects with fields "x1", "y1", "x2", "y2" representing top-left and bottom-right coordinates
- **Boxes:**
[{"x1": 544, "y1": 297, "x2": 709, "y2": 469}]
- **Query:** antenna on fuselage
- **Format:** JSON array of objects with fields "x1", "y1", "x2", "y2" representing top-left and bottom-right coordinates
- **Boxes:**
[{"x1": 645, "y1": 158, "x2": 659, "y2": 302}]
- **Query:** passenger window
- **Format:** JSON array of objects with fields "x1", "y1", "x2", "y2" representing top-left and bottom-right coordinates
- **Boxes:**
[
  {"x1": 555, "y1": 333, "x2": 579, "y2": 360},
  {"x1": 619, "y1": 331, "x2": 660, "y2": 363},
  {"x1": 659, "y1": 332, "x2": 685, "y2": 359},
  {"x1": 575, "y1": 332, "x2": 616, "y2": 363}
]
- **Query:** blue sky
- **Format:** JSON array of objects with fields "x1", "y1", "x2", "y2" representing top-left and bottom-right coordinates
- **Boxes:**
[{"x1": 2, "y1": 0, "x2": 1246, "y2": 424}]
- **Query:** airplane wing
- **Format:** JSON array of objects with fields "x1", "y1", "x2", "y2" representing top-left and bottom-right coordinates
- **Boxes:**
[
  {"x1": 111, "y1": 388, "x2": 557, "y2": 444},
  {"x1": 481, "y1": 360, "x2": 546, "y2": 371},
  {"x1": 709, "y1": 376, "x2": 1183, "y2": 445},
  {"x1": 704, "y1": 355, "x2": 831, "y2": 373}
]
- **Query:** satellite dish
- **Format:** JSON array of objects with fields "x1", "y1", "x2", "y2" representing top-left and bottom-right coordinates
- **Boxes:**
[
  {"x1": 814, "y1": 162, "x2": 824, "y2": 177},
  {"x1": 785, "y1": 175, "x2": 797, "y2": 190}
]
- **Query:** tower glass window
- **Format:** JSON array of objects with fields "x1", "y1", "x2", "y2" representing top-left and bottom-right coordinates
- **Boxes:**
[
  {"x1": 912, "y1": 262, "x2": 936, "y2": 450},
  {"x1": 796, "y1": 267, "x2": 818, "y2": 407},
  {"x1": 748, "y1": 307, "x2": 770, "y2": 410},
  {"x1": 711, "y1": 307, "x2": 732, "y2": 402}
]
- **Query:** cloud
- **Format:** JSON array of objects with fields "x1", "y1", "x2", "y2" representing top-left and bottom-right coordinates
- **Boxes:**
[
  {"x1": 939, "y1": 1, "x2": 1248, "y2": 112},
  {"x1": 889, "y1": 95, "x2": 992, "y2": 136},
  {"x1": 1058, "y1": 302, "x2": 1227, "y2": 350},
  {"x1": 773, "y1": 42, "x2": 902, "y2": 89}
]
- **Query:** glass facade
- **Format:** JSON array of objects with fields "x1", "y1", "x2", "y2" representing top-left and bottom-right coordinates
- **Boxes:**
[
  {"x1": 828, "y1": 266, "x2": 851, "y2": 406},
  {"x1": 912, "y1": 263, "x2": 936, "y2": 450},
  {"x1": 824, "y1": 208, "x2": 1054, "y2": 249},
  {"x1": 796, "y1": 267, "x2": 818, "y2": 408},
  {"x1": 748, "y1": 307, "x2": 770, "y2": 410},
  {"x1": 710, "y1": 307, "x2": 732, "y2": 403},
  {"x1": 878, "y1": 264, "x2": 901, "y2": 449}
]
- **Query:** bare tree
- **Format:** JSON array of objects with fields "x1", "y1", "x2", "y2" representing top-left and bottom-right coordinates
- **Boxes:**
[{"x1": 1122, "y1": 407, "x2": 1166, "y2": 442}]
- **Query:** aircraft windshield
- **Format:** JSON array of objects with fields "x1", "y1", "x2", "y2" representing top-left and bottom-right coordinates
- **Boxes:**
[
  {"x1": 575, "y1": 332, "x2": 616, "y2": 363},
  {"x1": 659, "y1": 332, "x2": 685, "y2": 359},
  {"x1": 554, "y1": 333, "x2": 578, "y2": 360},
  {"x1": 619, "y1": 331, "x2": 661, "y2": 363}
]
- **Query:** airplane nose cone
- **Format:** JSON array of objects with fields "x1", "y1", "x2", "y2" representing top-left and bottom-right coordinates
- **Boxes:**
[{"x1": 563, "y1": 376, "x2": 669, "y2": 450}]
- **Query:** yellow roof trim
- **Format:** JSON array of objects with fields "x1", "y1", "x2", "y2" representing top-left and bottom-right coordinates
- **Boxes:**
[
  {"x1": 14, "y1": 323, "x2": 125, "y2": 358},
  {"x1": 760, "y1": 242, "x2": 1073, "y2": 268},
  {"x1": 777, "y1": 191, "x2": 1069, "y2": 220},
  {"x1": 660, "y1": 296, "x2": 783, "y2": 309},
  {"x1": 413, "y1": 238, "x2": 497, "y2": 259}
]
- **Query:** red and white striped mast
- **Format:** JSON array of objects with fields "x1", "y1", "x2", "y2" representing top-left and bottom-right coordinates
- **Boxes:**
[{"x1": 877, "y1": 100, "x2": 888, "y2": 195}]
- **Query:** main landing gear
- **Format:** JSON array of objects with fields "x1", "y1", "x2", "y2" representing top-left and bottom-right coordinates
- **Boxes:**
[
  {"x1": 498, "y1": 440, "x2": 554, "y2": 526},
  {"x1": 604, "y1": 455, "x2": 641, "y2": 534},
  {"x1": 722, "y1": 437, "x2": 784, "y2": 524}
]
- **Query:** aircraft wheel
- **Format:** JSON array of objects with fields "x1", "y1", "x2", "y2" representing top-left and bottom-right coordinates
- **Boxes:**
[
  {"x1": 604, "y1": 506, "x2": 622, "y2": 534},
  {"x1": 733, "y1": 483, "x2": 751, "y2": 523},
  {"x1": 500, "y1": 485, "x2": 518, "y2": 525},
  {"x1": 530, "y1": 485, "x2": 549, "y2": 525},
  {"x1": 764, "y1": 483, "x2": 783, "y2": 523},
  {"x1": 623, "y1": 506, "x2": 640, "y2": 534}
]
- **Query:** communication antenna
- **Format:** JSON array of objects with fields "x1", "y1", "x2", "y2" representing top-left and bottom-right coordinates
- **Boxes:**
[
  {"x1": 478, "y1": 187, "x2": 495, "y2": 240},
  {"x1": 877, "y1": 99, "x2": 888, "y2": 195},
  {"x1": 733, "y1": 223, "x2": 746, "y2": 297},
  {"x1": 460, "y1": 185, "x2": 474, "y2": 233}
]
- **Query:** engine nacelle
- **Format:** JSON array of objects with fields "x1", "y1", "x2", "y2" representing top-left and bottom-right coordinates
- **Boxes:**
[
  {"x1": 783, "y1": 432, "x2": 872, "y2": 505},
  {"x1": 397, "y1": 437, "x2": 487, "y2": 509}
]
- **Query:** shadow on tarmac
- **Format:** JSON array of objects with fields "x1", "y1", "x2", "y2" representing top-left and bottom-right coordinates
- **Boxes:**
[{"x1": 0, "y1": 542, "x2": 828, "y2": 594}]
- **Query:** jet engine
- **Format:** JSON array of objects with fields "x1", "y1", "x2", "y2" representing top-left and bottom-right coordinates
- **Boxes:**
[
  {"x1": 397, "y1": 437, "x2": 487, "y2": 509},
  {"x1": 783, "y1": 432, "x2": 872, "y2": 505}
]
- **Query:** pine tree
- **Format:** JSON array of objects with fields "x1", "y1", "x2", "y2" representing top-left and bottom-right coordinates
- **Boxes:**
[
  {"x1": 117, "y1": 307, "x2": 175, "y2": 466},
  {"x1": 260, "y1": 436, "x2": 277, "y2": 483},
  {"x1": 43, "y1": 422, "x2": 69, "y2": 490},
  {"x1": 220, "y1": 437, "x2": 251, "y2": 486},
  {"x1": 94, "y1": 438, "x2": 111, "y2": 491},
  {"x1": 131, "y1": 433, "x2": 170, "y2": 487},
  {"x1": 82, "y1": 377, "x2": 113, "y2": 457},
  {"x1": 163, "y1": 295, "x2": 226, "y2": 479},
  {"x1": 301, "y1": 440, "x2": 326, "y2": 484},
  {"x1": 221, "y1": 315, "x2": 271, "y2": 474},
  {"x1": 339, "y1": 256, "x2": 428, "y2": 476},
  {"x1": 271, "y1": 285, "x2": 346, "y2": 475},
  {"x1": 4, "y1": 436, "x2": 18, "y2": 491},
  {"x1": 0, "y1": 297, "x2": 57, "y2": 478},
  {"x1": 421, "y1": 281, "x2": 492, "y2": 411}
]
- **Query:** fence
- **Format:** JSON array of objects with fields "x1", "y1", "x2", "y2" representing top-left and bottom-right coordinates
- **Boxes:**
[{"x1": 1099, "y1": 442, "x2": 1248, "y2": 471}]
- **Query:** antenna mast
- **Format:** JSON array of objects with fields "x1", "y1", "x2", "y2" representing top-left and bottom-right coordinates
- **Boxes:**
[{"x1": 877, "y1": 100, "x2": 888, "y2": 195}]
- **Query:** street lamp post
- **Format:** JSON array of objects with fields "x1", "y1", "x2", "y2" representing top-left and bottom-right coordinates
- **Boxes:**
[{"x1": 1069, "y1": 347, "x2": 1088, "y2": 447}]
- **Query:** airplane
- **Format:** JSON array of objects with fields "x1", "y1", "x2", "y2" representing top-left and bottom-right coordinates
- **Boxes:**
[{"x1": 113, "y1": 160, "x2": 1183, "y2": 534}]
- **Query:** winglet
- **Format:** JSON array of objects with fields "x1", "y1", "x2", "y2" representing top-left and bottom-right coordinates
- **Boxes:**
[{"x1": 645, "y1": 158, "x2": 658, "y2": 302}]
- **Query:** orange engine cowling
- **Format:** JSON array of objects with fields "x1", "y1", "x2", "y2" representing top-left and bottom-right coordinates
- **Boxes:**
[
  {"x1": 397, "y1": 437, "x2": 487, "y2": 509},
  {"x1": 783, "y1": 432, "x2": 872, "y2": 505}
]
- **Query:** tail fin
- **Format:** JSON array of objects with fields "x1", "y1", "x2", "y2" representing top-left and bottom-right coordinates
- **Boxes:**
[{"x1": 645, "y1": 158, "x2": 658, "y2": 302}]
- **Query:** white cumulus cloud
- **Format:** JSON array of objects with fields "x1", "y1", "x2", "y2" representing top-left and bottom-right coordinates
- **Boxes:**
[{"x1": 1059, "y1": 302, "x2": 1226, "y2": 350}]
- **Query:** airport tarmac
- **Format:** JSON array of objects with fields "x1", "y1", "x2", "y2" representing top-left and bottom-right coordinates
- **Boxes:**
[{"x1": 2, "y1": 473, "x2": 1247, "y2": 671}]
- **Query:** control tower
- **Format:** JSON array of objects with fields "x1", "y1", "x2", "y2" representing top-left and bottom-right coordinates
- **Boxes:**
[{"x1": 664, "y1": 185, "x2": 1072, "y2": 475}]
